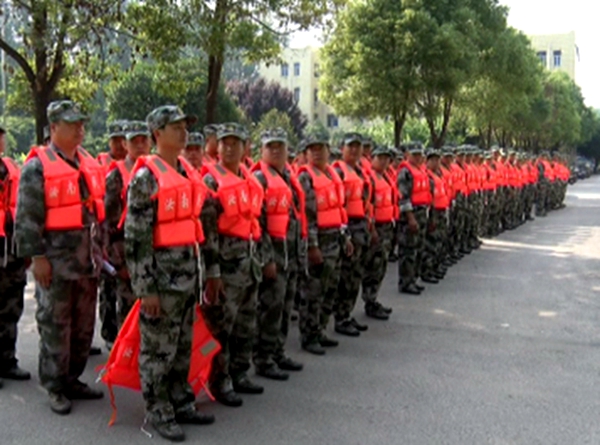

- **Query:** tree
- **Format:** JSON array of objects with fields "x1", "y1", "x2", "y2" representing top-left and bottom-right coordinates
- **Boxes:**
[
  {"x1": 105, "y1": 60, "x2": 240, "y2": 127},
  {"x1": 251, "y1": 109, "x2": 299, "y2": 153},
  {"x1": 226, "y1": 77, "x2": 308, "y2": 140},
  {"x1": 129, "y1": 0, "x2": 342, "y2": 124},
  {"x1": 0, "y1": 1, "x2": 125, "y2": 143}
]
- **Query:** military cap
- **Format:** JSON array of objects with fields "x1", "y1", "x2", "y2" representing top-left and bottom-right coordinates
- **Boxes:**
[
  {"x1": 299, "y1": 131, "x2": 330, "y2": 152},
  {"x1": 47, "y1": 100, "x2": 89, "y2": 124},
  {"x1": 287, "y1": 148, "x2": 297, "y2": 160},
  {"x1": 426, "y1": 148, "x2": 441, "y2": 158},
  {"x1": 408, "y1": 143, "x2": 424, "y2": 154},
  {"x1": 107, "y1": 120, "x2": 128, "y2": 138},
  {"x1": 146, "y1": 105, "x2": 197, "y2": 132},
  {"x1": 441, "y1": 146, "x2": 454, "y2": 156},
  {"x1": 362, "y1": 136, "x2": 373, "y2": 146},
  {"x1": 342, "y1": 132, "x2": 363, "y2": 145},
  {"x1": 124, "y1": 120, "x2": 150, "y2": 140},
  {"x1": 261, "y1": 127, "x2": 288, "y2": 146},
  {"x1": 203, "y1": 124, "x2": 218, "y2": 136},
  {"x1": 216, "y1": 122, "x2": 246, "y2": 140},
  {"x1": 371, "y1": 145, "x2": 392, "y2": 157},
  {"x1": 187, "y1": 132, "x2": 205, "y2": 146}
]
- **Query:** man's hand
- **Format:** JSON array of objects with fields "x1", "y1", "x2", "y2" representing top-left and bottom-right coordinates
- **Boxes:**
[
  {"x1": 32, "y1": 256, "x2": 52, "y2": 289},
  {"x1": 263, "y1": 262, "x2": 277, "y2": 280},
  {"x1": 205, "y1": 277, "x2": 225, "y2": 304},
  {"x1": 141, "y1": 295, "x2": 161, "y2": 318},
  {"x1": 307, "y1": 246, "x2": 324, "y2": 266}
]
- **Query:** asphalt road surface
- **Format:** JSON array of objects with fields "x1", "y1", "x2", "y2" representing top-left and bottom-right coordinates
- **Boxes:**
[{"x1": 2, "y1": 178, "x2": 600, "y2": 445}]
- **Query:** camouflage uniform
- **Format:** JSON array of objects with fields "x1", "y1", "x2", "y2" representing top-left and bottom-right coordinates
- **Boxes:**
[
  {"x1": 297, "y1": 168, "x2": 343, "y2": 345},
  {"x1": 201, "y1": 169, "x2": 261, "y2": 394},
  {"x1": 423, "y1": 167, "x2": 449, "y2": 276},
  {"x1": 125, "y1": 160, "x2": 198, "y2": 423},
  {"x1": 15, "y1": 145, "x2": 103, "y2": 394},
  {"x1": 253, "y1": 163, "x2": 304, "y2": 371},
  {"x1": 0, "y1": 158, "x2": 28, "y2": 374}
]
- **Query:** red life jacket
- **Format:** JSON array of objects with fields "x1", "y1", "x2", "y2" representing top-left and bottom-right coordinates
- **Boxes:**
[
  {"x1": 542, "y1": 161, "x2": 556, "y2": 181},
  {"x1": 403, "y1": 162, "x2": 432, "y2": 207},
  {"x1": 97, "y1": 152, "x2": 112, "y2": 166},
  {"x1": 465, "y1": 164, "x2": 479, "y2": 193},
  {"x1": 252, "y1": 161, "x2": 307, "y2": 240},
  {"x1": 428, "y1": 169, "x2": 450, "y2": 210},
  {"x1": 202, "y1": 163, "x2": 263, "y2": 240},
  {"x1": 370, "y1": 169, "x2": 398, "y2": 223},
  {"x1": 26, "y1": 146, "x2": 105, "y2": 230},
  {"x1": 243, "y1": 157, "x2": 254, "y2": 170},
  {"x1": 108, "y1": 159, "x2": 132, "y2": 204},
  {"x1": 439, "y1": 164, "x2": 455, "y2": 200},
  {"x1": 203, "y1": 154, "x2": 218, "y2": 165},
  {"x1": 482, "y1": 163, "x2": 496, "y2": 191},
  {"x1": 451, "y1": 163, "x2": 468, "y2": 196},
  {"x1": 98, "y1": 300, "x2": 221, "y2": 426},
  {"x1": 333, "y1": 160, "x2": 368, "y2": 219},
  {"x1": 298, "y1": 164, "x2": 347, "y2": 229},
  {"x1": 132, "y1": 155, "x2": 207, "y2": 248},
  {"x1": 0, "y1": 157, "x2": 20, "y2": 238}
]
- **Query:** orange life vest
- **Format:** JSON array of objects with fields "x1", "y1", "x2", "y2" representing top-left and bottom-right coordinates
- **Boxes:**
[
  {"x1": 464, "y1": 164, "x2": 479, "y2": 193},
  {"x1": 542, "y1": 161, "x2": 556, "y2": 181},
  {"x1": 252, "y1": 161, "x2": 307, "y2": 240},
  {"x1": 26, "y1": 146, "x2": 105, "y2": 230},
  {"x1": 481, "y1": 163, "x2": 495, "y2": 191},
  {"x1": 370, "y1": 169, "x2": 398, "y2": 223},
  {"x1": 403, "y1": 162, "x2": 432, "y2": 207},
  {"x1": 108, "y1": 159, "x2": 132, "y2": 204},
  {"x1": 202, "y1": 163, "x2": 263, "y2": 240},
  {"x1": 450, "y1": 163, "x2": 468, "y2": 196},
  {"x1": 334, "y1": 160, "x2": 369, "y2": 219},
  {"x1": 0, "y1": 157, "x2": 20, "y2": 238},
  {"x1": 298, "y1": 164, "x2": 347, "y2": 229},
  {"x1": 132, "y1": 155, "x2": 207, "y2": 248},
  {"x1": 98, "y1": 300, "x2": 220, "y2": 426},
  {"x1": 428, "y1": 169, "x2": 450, "y2": 210}
]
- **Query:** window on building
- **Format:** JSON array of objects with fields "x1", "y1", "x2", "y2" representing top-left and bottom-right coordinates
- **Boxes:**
[
  {"x1": 553, "y1": 50, "x2": 562, "y2": 68},
  {"x1": 314, "y1": 88, "x2": 319, "y2": 104},
  {"x1": 294, "y1": 62, "x2": 300, "y2": 76},
  {"x1": 537, "y1": 51, "x2": 547, "y2": 67},
  {"x1": 314, "y1": 63, "x2": 320, "y2": 77},
  {"x1": 327, "y1": 113, "x2": 339, "y2": 128},
  {"x1": 294, "y1": 87, "x2": 300, "y2": 103},
  {"x1": 281, "y1": 63, "x2": 289, "y2": 77},
  {"x1": 313, "y1": 113, "x2": 319, "y2": 122}
]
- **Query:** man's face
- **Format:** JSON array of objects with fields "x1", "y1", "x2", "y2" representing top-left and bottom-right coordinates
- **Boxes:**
[
  {"x1": 126, "y1": 135, "x2": 151, "y2": 161},
  {"x1": 363, "y1": 144, "x2": 372, "y2": 157},
  {"x1": 371, "y1": 154, "x2": 390, "y2": 171},
  {"x1": 306, "y1": 143, "x2": 328, "y2": 166},
  {"x1": 156, "y1": 120, "x2": 188, "y2": 152},
  {"x1": 262, "y1": 141, "x2": 287, "y2": 168},
  {"x1": 342, "y1": 141, "x2": 362, "y2": 164},
  {"x1": 244, "y1": 140, "x2": 252, "y2": 157},
  {"x1": 183, "y1": 144, "x2": 204, "y2": 169},
  {"x1": 427, "y1": 157, "x2": 440, "y2": 170},
  {"x1": 52, "y1": 120, "x2": 85, "y2": 149},
  {"x1": 409, "y1": 153, "x2": 423, "y2": 165},
  {"x1": 109, "y1": 136, "x2": 127, "y2": 160},
  {"x1": 0, "y1": 133, "x2": 5, "y2": 155},
  {"x1": 218, "y1": 136, "x2": 244, "y2": 166}
]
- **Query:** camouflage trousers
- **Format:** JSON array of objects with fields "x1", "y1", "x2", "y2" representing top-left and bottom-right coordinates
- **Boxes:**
[
  {"x1": 536, "y1": 181, "x2": 548, "y2": 216},
  {"x1": 203, "y1": 257, "x2": 259, "y2": 393},
  {"x1": 334, "y1": 225, "x2": 370, "y2": 322},
  {"x1": 98, "y1": 275, "x2": 118, "y2": 344},
  {"x1": 35, "y1": 277, "x2": 98, "y2": 393},
  {"x1": 466, "y1": 193, "x2": 480, "y2": 247},
  {"x1": 139, "y1": 292, "x2": 196, "y2": 423},
  {"x1": 0, "y1": 258, "x2": 27, "y2": 370},
  {"x1": 116, "y1": 277, "x2": 136, "y2": 328},
  {"x1": 423, "y1": 209, "x2": 449, "y2": 277},
  {"x1": 523, "y1": 184, "x2": 535, "y2": 220},
  {"x1": 298, "y1": 234, "x2": 341, "y2": 344},
  {"x1": 397, "y1": 206, "x2": 428, "y2": 287},
  {"x1": 362, "y1": 223, "x2": 394, "y2": 305},
  {"x1": 448, "y1": 196, "x2": 465, "y2": 256},
  {"x1": 253, "y1": 251, "x2": 299, "y2": 370}
]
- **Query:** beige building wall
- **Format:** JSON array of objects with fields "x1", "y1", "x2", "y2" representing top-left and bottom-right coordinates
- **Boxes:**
[
  {"x1": 528, "y1": 32, "x2": 577, "y2": 80},
  {"x1": 258, "y1": 47, "x2": 356, "y2": 132}
]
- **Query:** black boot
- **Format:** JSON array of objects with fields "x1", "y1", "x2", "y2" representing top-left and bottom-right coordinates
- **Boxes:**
[
  {"x1": 334, "y1": 320, "x2": 360, "y2": 337},
  {"x1": 150, "y1": 419, "x2": 185, "y2": 442},
  {"x1": 400, "y1": 284, "x2": 421, "y2": 295},
  {"x1": 365, "y1": 302, "x2": 390, "y2": 320},
  {"x1": 349, "y1": 318, "x2": 368, "y2": 332},
  {"x1": 256, "y1": 365, "x2": 290, "y2": 381},
  {"x1": 276, "y1": 356, "x2": 303, "y2": 371},
  {"x1": 0, "y1": 365, "x2": 31, "y2": 381},
  {"x1": 233, "y1": 373, "x2": 264, "y2": 394}
]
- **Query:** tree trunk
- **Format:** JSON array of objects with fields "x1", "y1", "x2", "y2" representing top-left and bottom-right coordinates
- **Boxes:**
[
  {"x1": 206, "y1": 54, "x2": 224, "y2": 124},
  {"x1": 393, "y1": 109, "x2": 407, "y2": 148}
]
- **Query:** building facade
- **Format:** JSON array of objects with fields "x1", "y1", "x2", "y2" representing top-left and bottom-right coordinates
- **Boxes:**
[
  {"x1": 258, "y1": 46, "x2": 355, "y2": 131},
  {"x1": 528, "y1": 32, "x2": 577, "y2": 80}
]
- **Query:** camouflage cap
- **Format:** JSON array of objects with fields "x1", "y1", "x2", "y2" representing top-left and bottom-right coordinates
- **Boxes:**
[
  {"x1": 441, "y1": 146, "x2": 454, "y2": 156},
  {"x1": 187, "y1": 132, "x2": 205, "y2": 147},
  {"x1": 47, "y1": 100, "x2": 89, "y2": 124},
  {"x1": 124, "y1": 120, "x2": 150, "y2": 140},
  {"x1": 203, "y1": 124, "x2": 218, "y2": 137},
  {"x1": 299, "y1": 131, "x2": 330, "y2": 152},
  {"x1": 408, "y1": 143, "x2": 424, "y2": 155},
  {"x1": 217, "y1": 122, "x2": 246, "y2": 141},
  {"x1": 146, "y1": 105, "x2": 197, "y2": 132},
  {"x1": 261, "y1": 127, "x2": 288, "y2": 146},
  {"x1": 342, "y1": 132, "x2": 363, "y2": 146},
  {"x1": 108, "y1": 120, "x2": 128, "y2": 138},
  {"x1": 362, "y1": 136, "x2": 373, "y2": 147},
  {"x1": 426, "y1": 148, "x2": 441, "y2": 159},
  {"x1": 371, "y1": 145, "x2": 392, "y2": 157}
]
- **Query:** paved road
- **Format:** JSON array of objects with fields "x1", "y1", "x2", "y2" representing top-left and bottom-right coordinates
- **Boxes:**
[{"x1": 2, "y1": 178, "x2": 600, "y2": 445}]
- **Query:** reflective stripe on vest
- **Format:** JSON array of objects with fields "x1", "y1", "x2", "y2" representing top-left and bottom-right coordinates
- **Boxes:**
[
  {"x1": 371, "y1": 170, "x2": 398, "y2": 223},
  {"x1": 253, "y1": 161, "x2": 307, "y2": 240},
  {"x1": 0, "y1": 157, "x2": 20, "y2": 238},
  {"x1": 135, "y1": 155, "x2": 206, "y2": 248},
  {"x1": 27, "y1": 146, "x2": 105, "y2": 230},
  {"x1": 298, "y1": 164, "x2": 346, "y2": 229},
  {"x1": 404, "y1": 162, "x2": 432, "y2": 206},
  {"x1": 428, "y1": 169, "x2": 450, "y2": 210},
  {"x1": 334, "y1": 160, "x2": 367, "y2": 218},
  {"x1": 202, "y1": 163, "x2": 263, "y2": 240}
]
